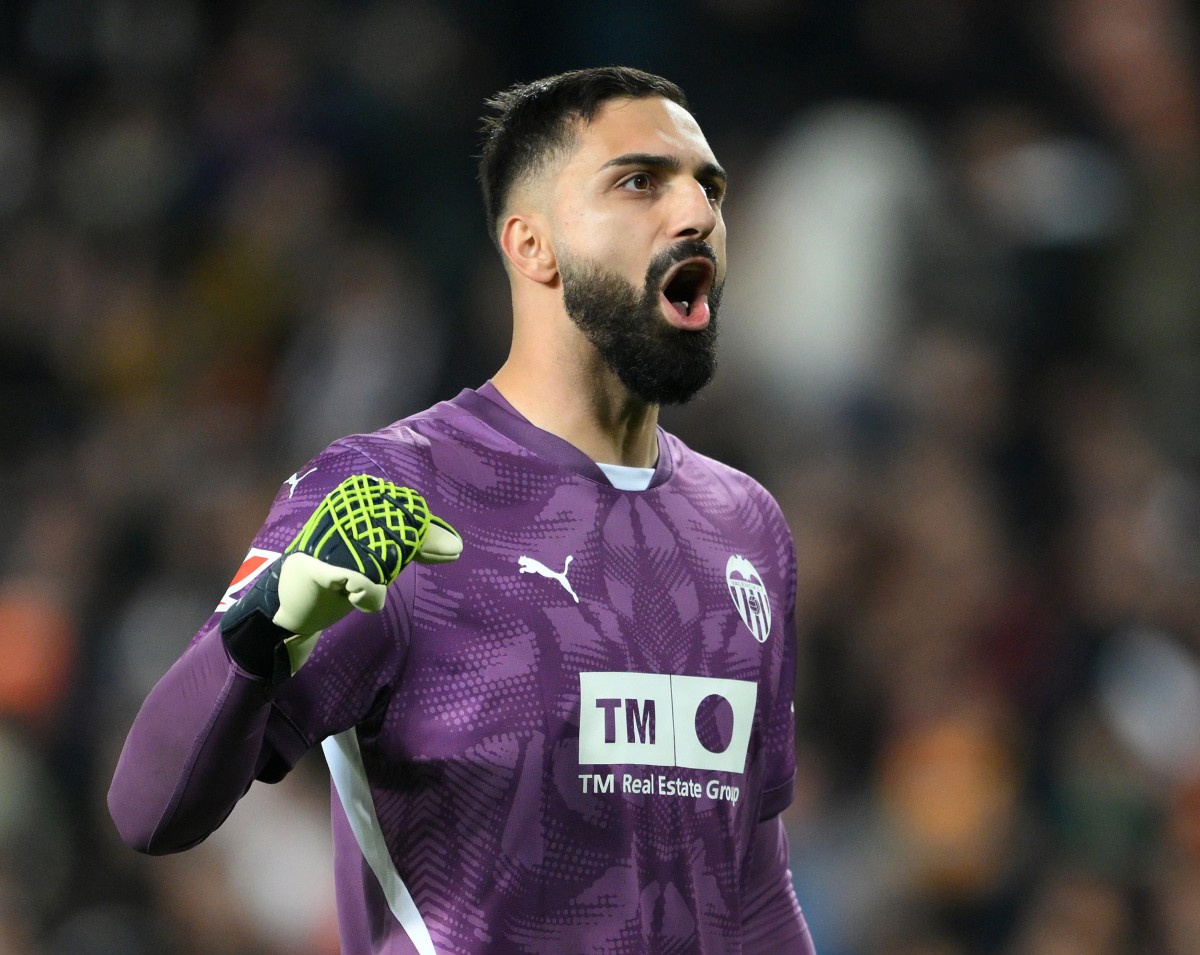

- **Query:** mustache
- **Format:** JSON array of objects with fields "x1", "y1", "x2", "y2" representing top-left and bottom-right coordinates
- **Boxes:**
[{"x1": 644, "y1": 239, "x2": 719, "y2": 287}]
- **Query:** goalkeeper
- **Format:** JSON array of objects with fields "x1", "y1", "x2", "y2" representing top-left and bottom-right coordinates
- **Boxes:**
[{"x1": 109, "y1": 66, "x2": 811, "y2": 955}]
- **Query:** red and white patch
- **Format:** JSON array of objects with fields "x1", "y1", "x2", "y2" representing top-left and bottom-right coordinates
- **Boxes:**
[{"x1": 216, "y1": 547, "x2": 282, "y2": 612}]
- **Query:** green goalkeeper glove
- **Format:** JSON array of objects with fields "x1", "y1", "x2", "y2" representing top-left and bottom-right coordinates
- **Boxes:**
[{"x1": 221, "y1": 475, "x2": 462, "y2": 680}]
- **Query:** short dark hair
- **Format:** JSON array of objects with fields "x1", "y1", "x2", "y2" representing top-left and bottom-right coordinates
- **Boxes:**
[{"x1": 477, "y1": 66, "x2": 690, "y2": 245}]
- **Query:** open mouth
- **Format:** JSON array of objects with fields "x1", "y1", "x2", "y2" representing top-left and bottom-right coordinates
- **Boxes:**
[{"x1": 660, "y1": 258, "x2": 715, "y2": 323}]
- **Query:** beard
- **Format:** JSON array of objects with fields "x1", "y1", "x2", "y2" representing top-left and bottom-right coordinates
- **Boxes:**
[{"x1": 559, "y1": 238, "x2": 723, "y2": 406}]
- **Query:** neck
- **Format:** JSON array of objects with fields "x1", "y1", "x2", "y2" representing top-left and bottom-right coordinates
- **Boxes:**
[{"x1": 492, "y1": 354, "x2": 660, "y2": 468}]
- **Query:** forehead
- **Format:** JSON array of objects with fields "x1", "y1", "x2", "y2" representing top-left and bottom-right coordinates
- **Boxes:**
[{"x1": 561, "y1": 96, "x2": 717, "y2": 178}]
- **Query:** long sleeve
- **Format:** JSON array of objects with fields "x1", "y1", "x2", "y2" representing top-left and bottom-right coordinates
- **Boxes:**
[
  {"x1": 108, "y1": 627, "x2": 277, "y2": 855},
  {"x1": 742, "y1": 815, "x2": 816, "y2": 954},
  {"x1": 107, "y1": 442, "x2": 412, "y2": 856}
]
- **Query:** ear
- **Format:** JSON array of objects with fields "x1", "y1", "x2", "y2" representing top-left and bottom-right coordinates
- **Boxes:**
[{"x1": 499, "y1": 213, "x2": 558, "y2": 285}]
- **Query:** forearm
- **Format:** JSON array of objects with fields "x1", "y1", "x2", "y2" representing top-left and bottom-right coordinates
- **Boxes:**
[
  {"x1": 108, "y1": 627, "x2": 275, "y2": 855},
  {"x1": 742, "y1": 816, "x2": 816, "y2": 954}
]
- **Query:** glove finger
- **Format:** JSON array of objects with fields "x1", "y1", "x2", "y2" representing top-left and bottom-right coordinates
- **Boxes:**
[
  {"x1": 275, "y1": 553, "x2": 362, "y2": 635},
  {"x1": 414, "y1": 514, "x2": 463, "y2": 565},
  {"x1": 346, "y1": 576, "x2": 388, "y2": 613},
  {"x1": 373, "y1": 486, "x2": 432, "y2": 574},
  {"x1": 309, "y1": 477, "x2": 422, "y2": 576}
]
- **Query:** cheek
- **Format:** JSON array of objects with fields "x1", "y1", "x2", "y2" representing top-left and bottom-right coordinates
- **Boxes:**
[
  {"x1": 555, "y1": 205, "x2": 628, "y2": 261},
  {"x1": 581, "y1": 210, "x2": 647, "y2": 255},
  {"x1": 712, "y1": 228, "x2": 729, "y2": 281},
  {"x1": 560, "y1": 217, "x2": 650, "y2": 279},
  {"x1": 711, "y1": 216, "x2": 727, "y2": 250}
]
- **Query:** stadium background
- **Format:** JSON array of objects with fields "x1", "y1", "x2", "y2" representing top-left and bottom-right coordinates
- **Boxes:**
[{"x1": 2, "y1": 0, "x2": 1200, "y2": 952}]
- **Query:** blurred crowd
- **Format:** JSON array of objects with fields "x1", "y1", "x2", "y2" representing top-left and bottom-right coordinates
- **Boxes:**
[{"x1": 2, "y1": 1, "x2": 1199, "y2": 953}]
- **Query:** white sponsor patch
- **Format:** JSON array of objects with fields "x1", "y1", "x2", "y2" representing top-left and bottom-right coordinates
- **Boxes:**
[{"x1": 578, "y1": 672, "x2": 756, "y2": 774}]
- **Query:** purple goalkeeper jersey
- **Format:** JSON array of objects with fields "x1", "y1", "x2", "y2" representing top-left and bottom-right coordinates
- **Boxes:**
[{"x1": 110, "y1": 383, "x2": 808, "y2": 955}]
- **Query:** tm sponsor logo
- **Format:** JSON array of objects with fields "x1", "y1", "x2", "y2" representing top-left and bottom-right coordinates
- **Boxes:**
[
  {"x1": 577, "y1": 672, "x2": 755, "y2": 802},
  {"x1": 578, "y1": 771, "x2": 741, "y2": 804}
]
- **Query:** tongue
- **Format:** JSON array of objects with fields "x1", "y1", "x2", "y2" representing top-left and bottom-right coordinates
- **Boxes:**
[{"x1": 666, "y1": 294, "x2": 710, "y2": 330}]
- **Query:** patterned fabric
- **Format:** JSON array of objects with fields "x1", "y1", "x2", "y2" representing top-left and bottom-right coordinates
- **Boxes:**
[
  {"x1": 199, "y1": 383, "x2": 800, "y2": 954},
  {"x1": 288, "y1": 475, "x2": 442, "y2": 584}
]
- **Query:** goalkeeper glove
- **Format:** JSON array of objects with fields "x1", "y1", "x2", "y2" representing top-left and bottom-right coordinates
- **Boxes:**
[{"x1": 221, "y1": 474, "x2": 462, "y2": 681}]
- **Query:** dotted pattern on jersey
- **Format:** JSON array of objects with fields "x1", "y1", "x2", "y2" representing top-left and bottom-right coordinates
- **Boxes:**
[
  {"x1": 288, "y1": 474, "x2": 434, "y2": 584},
  {"x1": 400, "y1": 426, "x2": 786, "y2": 951},
  {"x1": 224, "y1": 404, "x2": 797, "y2": 954}
]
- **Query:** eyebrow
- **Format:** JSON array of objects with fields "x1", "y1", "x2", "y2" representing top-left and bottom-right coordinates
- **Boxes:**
[{"x1": 600, "y1": 152, "x2": 728, "y2": 186}]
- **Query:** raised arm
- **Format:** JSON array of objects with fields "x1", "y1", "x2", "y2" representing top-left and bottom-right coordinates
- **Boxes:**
[
  {"x1": 108, "y1": 472, "x2": 462, "y2": 854},
  {"x1": 108, "y1": 626, "x2": 278, "y2": 853}
]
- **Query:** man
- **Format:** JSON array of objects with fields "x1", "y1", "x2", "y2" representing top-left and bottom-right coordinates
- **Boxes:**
[{"x1": 110, "y1": 66, "x2": 814, "y2": 954}]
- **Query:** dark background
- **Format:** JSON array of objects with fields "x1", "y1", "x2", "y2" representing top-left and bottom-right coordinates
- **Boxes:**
[{"x1": 2, "y1": 1, "x2": 1200, "y2": 953}]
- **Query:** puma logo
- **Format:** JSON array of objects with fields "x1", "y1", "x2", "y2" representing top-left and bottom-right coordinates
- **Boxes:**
[
  {"x1": 518, "y1": 555, "x2": 579, "y2": 604},
  {"x1": 285, "y1": 467, "x2": 318, "y2": 498}
]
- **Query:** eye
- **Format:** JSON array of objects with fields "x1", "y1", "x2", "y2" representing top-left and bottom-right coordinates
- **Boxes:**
[
  {"x1": 619, "y1": 172, "x2": 654, "y2": 193},
  {"x1": 701, "y1": 180, "x2": 726, "y2": 204}
]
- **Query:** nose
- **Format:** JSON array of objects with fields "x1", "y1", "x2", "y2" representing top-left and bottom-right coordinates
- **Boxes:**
[{"x1": 671, "y1": 178, "x2": 718, "y2": 241}]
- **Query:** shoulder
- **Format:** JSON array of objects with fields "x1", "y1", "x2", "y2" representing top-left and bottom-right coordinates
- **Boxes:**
[
  {"x1": 343, "y1": 396, "x2": 479, "y2": 456},
  {"x1": 307, "y1": 396, "x2": 491, "y2": 484},
  {"x1": 661, "y1": 431, "x2": 784, "y2": 516},
  {"x1": 285, "y1": 395, "x2": 524, "y2": 528},
  {"x1": 660, "y1": 429, "x2": 795, "y2": 564}
]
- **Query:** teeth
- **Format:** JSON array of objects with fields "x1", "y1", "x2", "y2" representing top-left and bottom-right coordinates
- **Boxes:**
[{"x1": 681, "y1": 301, "x2": 690, "y2": 315}]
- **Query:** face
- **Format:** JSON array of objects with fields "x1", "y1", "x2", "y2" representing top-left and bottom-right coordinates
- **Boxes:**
[
  {"x1": 548, "y1": 97, "x2": 728, "y2": 404},
  {"x1": 557, "y1": 238, "x2": 722, "y2": 405}
]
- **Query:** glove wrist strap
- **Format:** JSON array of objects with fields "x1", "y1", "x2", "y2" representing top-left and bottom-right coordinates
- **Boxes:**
[{"x1": 220, "y1": 560, "x2": 294, "y2": 686}]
